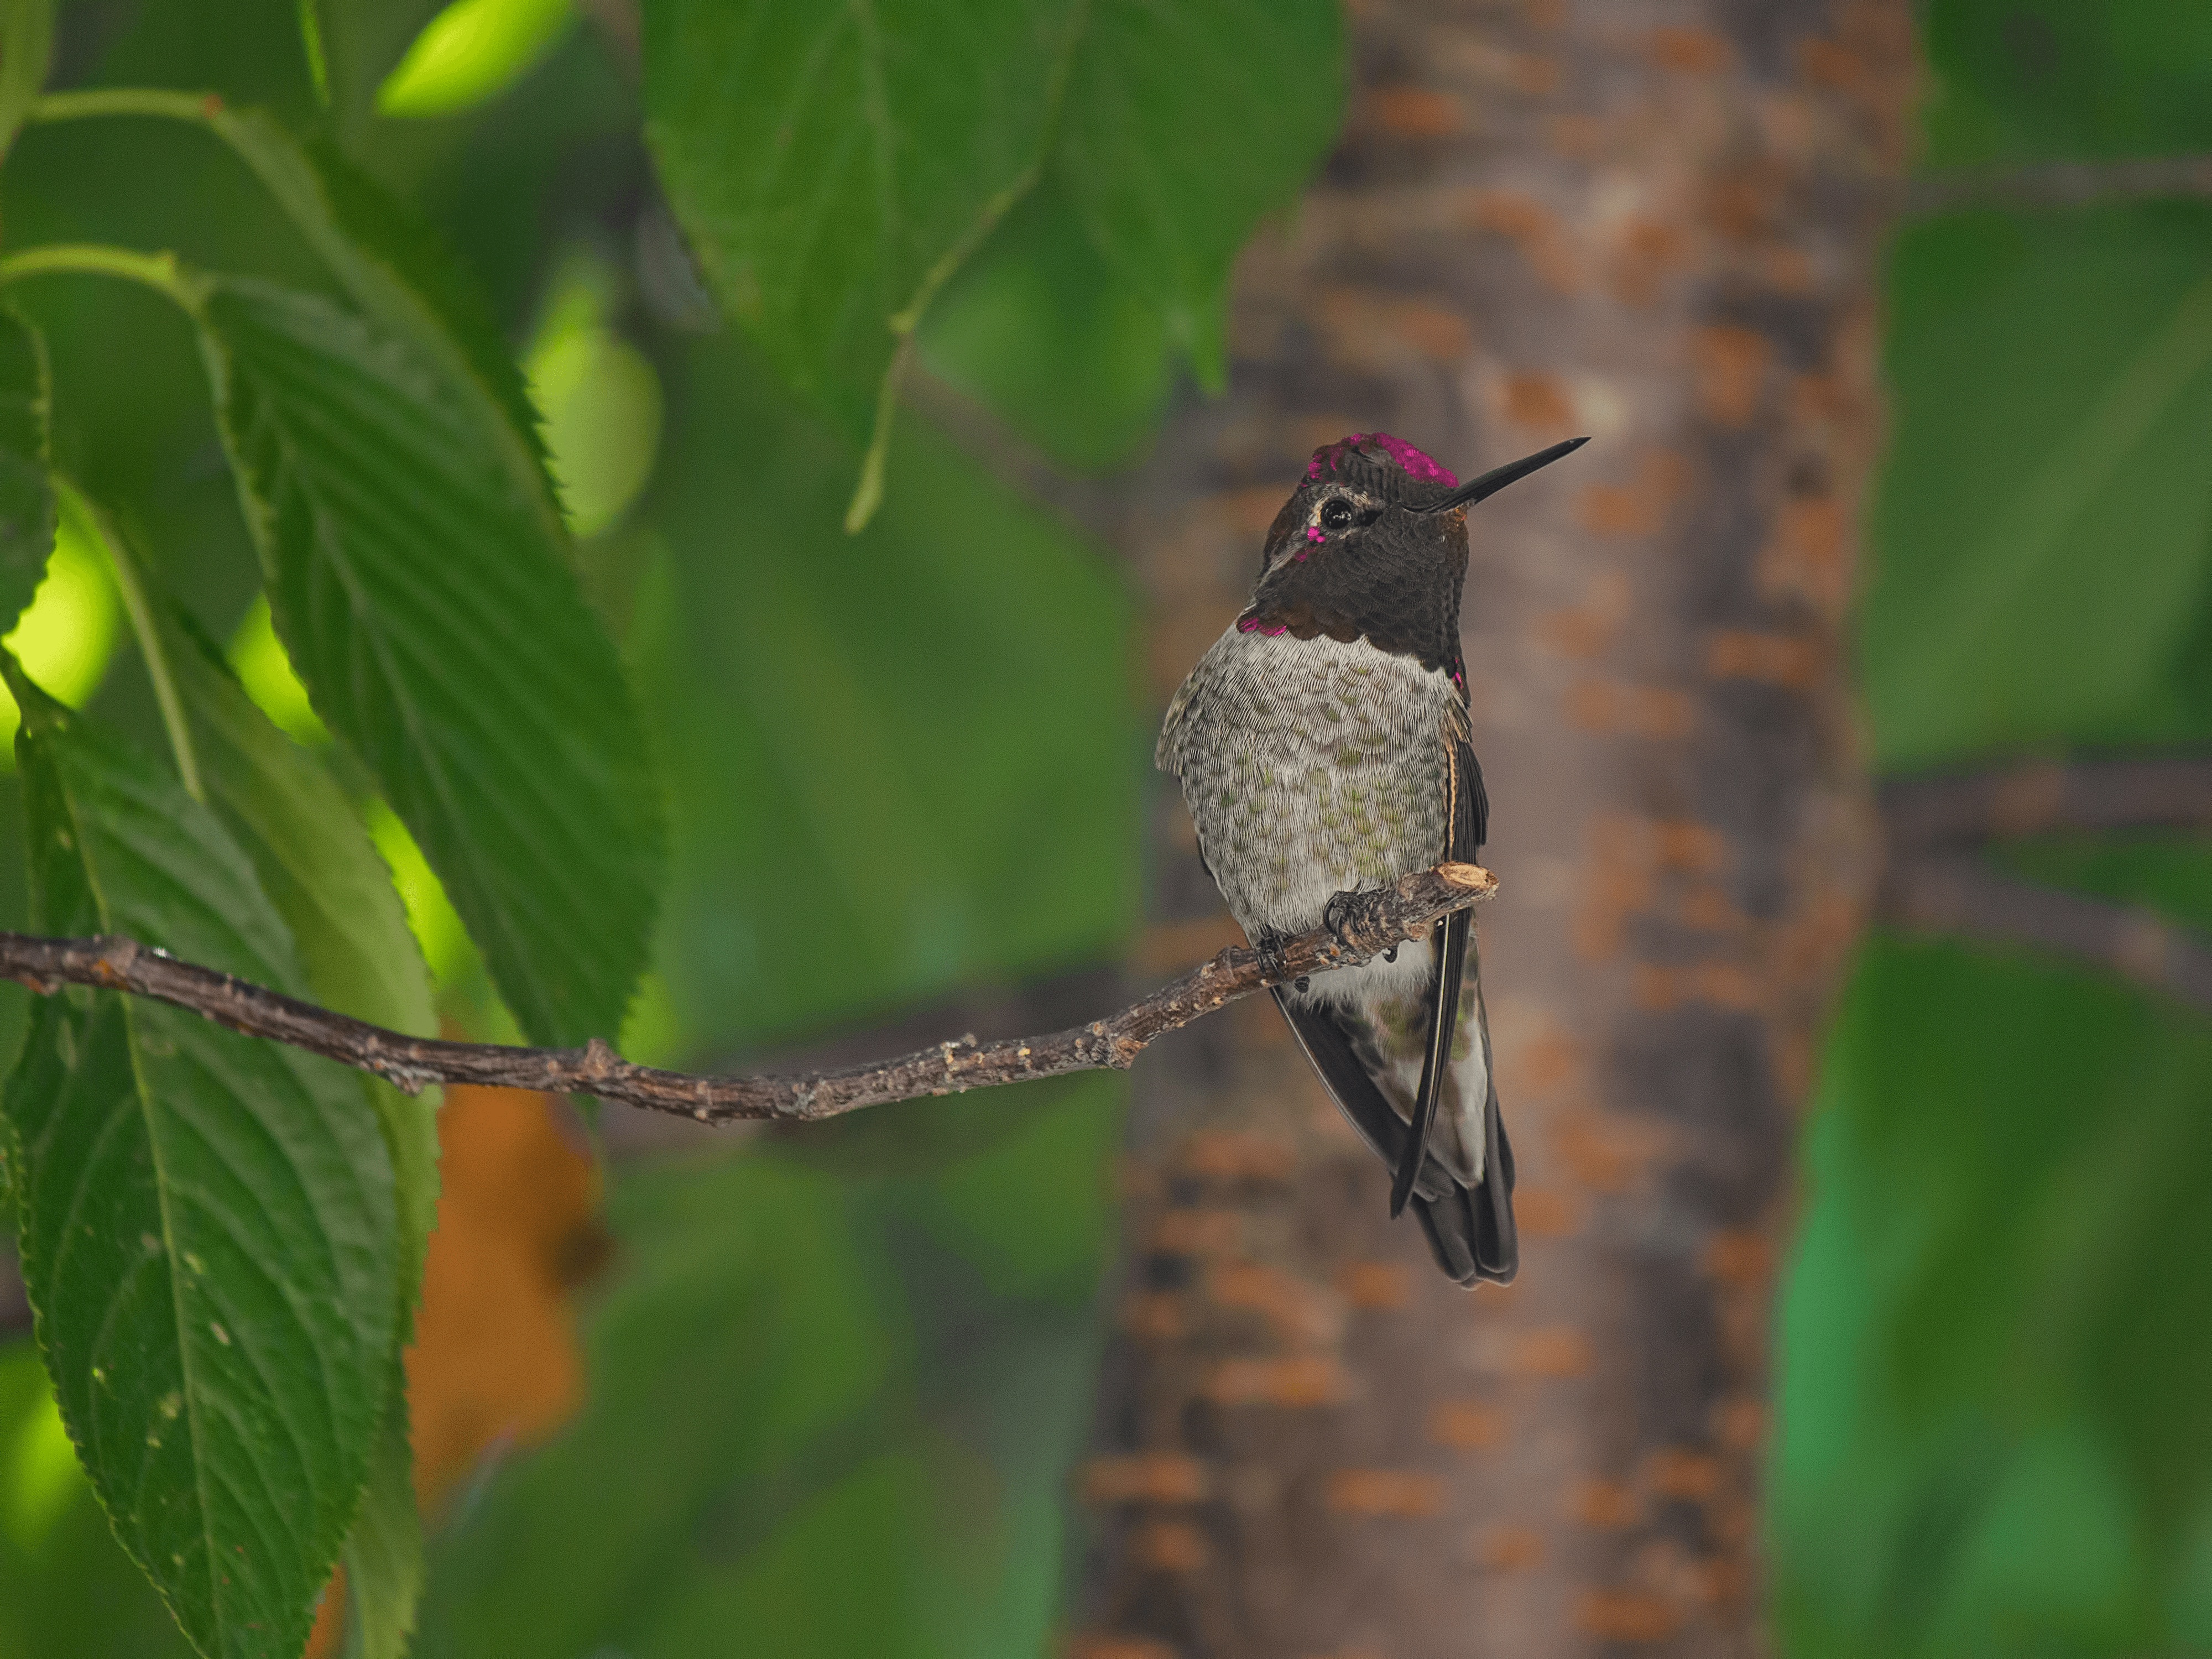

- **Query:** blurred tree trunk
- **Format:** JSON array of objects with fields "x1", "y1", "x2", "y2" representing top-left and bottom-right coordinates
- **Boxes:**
[{"x1": 1077, "y1": 2, "x2": 1913, "y2": 1654}]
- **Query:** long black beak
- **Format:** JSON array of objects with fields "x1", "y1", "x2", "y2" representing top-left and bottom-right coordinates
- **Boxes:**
[{"x1": 1426, "y1": 435, "x2": 1589, "y2": 512}]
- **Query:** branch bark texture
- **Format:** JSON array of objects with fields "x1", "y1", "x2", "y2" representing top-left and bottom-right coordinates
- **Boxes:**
[{"x1": 0, "y1": 864, "x2": 1494, "y2": 1121}]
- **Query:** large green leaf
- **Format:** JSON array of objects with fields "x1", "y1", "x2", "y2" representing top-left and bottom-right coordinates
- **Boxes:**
[
  {"x1": 1922, "y1": 0, "x2": 2212, "y2": 168},
  {"x1": 1861, "y1": 203, "x2": 2212, "y2": 770},
  {"x1": 150, "y1": 608, "x2": 436, "y2": 1657},
  {"x1": 155, "y1": 606, "x2": 438, "y2": 1288},
  {"x1": 1053, "y1": 0, "x2": 1341, "y2": 389},
  {"x1": 1, "y1": 677, "x2": 398, "y2": 1659},
  {"x1": 415, "y1": 1074, "x2": 1123, "y2": 1659},
  {"x1": 0, "y1": 307, "x2": 51, "y2": 638},
  {"x1": 1772, "y1": 936, "x2": 2212, "y2": 1657},
  {"x1": 186, "y1": 102, "x2": 559, "y2": 510},
  {"x1": 638, "y1": 336, "x2": 1142, "y2": 1050},
  {"x1": 196, "y1": 276, "x2": 659, "y2": 1046},
  {"x1": 640, "y1": 0, "x2": 1084, "y2": 484}
]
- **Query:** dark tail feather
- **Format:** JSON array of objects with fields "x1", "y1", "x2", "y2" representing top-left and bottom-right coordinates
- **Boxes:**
[
  {"x1": 1275, "y1": 986, "x2": 1517, "y2": 1286},
  {"x1": 1407, "y1": 1150, "x2": 1513, "y2": 1292},
  {"x1": 1413, "y1": 1189, "x2": 1480, "y2": 1282},
  {"x1": 1390, "y1": 908, "x2": 1468, "y2": 1218},
  {"x1": 1272, "y1": 988, "x2": 1458, "y2": 1202},
  {"x1": 1469, "y1": 977, "x2": 1517, "y2": 1282},
  {"x1": 1419, "y1": 973, "x2": 1517, "y2": 1285}
]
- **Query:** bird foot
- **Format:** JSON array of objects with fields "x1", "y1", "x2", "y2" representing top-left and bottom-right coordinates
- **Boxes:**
[{"x1": 1253, "y1": 925, "x2": 1295, "y2": 985}]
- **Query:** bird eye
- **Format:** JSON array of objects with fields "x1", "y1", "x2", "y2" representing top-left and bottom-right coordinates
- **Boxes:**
[{"x1": 1318, "y1": 497, "x2": 1357, "y2": 531}]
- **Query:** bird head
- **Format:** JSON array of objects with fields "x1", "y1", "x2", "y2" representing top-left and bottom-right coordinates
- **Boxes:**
[{"x1": 1241, "y1": 433, "x2": 1588, "y2": 673}]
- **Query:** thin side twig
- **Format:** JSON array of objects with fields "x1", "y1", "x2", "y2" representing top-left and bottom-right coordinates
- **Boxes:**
[
  {"x1": 1881, "y1": 754, "x2": 2212, "y2": 850},
  {"x1": 0, "y1": 863, "x2": 1496, "y2": 1124},
  {"x1": 1877, "y1": 852, "x2": 2212, "y2": 1015}
]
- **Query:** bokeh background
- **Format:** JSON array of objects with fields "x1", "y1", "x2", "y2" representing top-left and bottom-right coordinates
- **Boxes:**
[{"x1": 2, "y1": 1, "x2": 2210, "y2": 1656}]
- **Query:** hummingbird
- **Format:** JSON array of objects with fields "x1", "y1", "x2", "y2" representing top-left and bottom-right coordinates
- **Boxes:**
[{"x1": 1156, "y1": 431, "x2": 1587, "y2": 1285}]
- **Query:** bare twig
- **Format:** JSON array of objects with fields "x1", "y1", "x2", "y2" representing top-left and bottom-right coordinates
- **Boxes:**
[
  {"x1": 1907, "y1": 155, "x2": 2212, "y2": 218},
  {"x1": 0, "y1": 863, "x2": 1495, "y2": 1124},
  {"x1": 1877, "y1": 851, "x2": 2212, "y2": 1014},
  {"x1": 1882, "y1": 754, "x2": 2212, "y2": 850},
  {"x1": 1874, "y1": 753, "x2": 2212, "y2": 1015},
  {"x1": 0, "y1": 1246, "x2": 25, "y2": 1340}
]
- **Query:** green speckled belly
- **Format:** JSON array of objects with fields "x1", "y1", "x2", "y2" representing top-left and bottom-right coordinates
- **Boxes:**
[{"x1": 1156, "y1": 626, "x2": 1454, "y2": 946}]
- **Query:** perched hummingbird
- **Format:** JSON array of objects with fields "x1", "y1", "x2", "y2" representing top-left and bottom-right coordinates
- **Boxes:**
[{"x1": 1156, "y1": 431, "x2": 1586, "y2": 1285}]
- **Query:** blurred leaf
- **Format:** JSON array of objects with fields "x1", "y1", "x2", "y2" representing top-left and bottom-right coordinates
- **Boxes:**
[
  {"x1": 0, "y1": 483, "x2": 120, "y2": 754},
  {"x1": 1861, "y1": 204, "x2": 2212, "y2": 770},
  {"x1": 0, "y1": 676, "x2": 398, "y2": 1659},
  {"x1": 370, "y1": 15, "x2": 634, "y2": 325},
  {"x1": 226, "y1": 592, "x2": 329, "y2": 745},
  {"x1": 362, "y1": 798, "x2": 473, "y2": 990},
  {"x1": 917, "y1": 179, "x2": 1172, "y2": 474},
  {"x1": 889, "y1": 1072, "x2": 1123, "y2": 1302},
  {"x1": 1053, "y1": 0, "x2": 1341, "y2": 389},
  {"x1": 311, "y1": 0, "x2": 444, "y2": 130},
  {"x1": 417, "y1": 1074, "x2": 1123, "y2": 1659},
  {"x1": 296, "y1": 0, "x2": 330, "y2": 105},
  {"x1": 377, "y1": 0, "x2": 574, "y2": 119},
  {"x1": 641, "y1": 0, "x2": 1084, "y2": 513},
  {"x1": 1922, "y1": 0, "x2": 2212, "y2": 169},
  {"x1": 342, "y1": 1384, "x2": 422, "y2": 1659},
  {"x1": 199, "y1": 276, "x2": 659, "y2": 1045},
  {"x1": 0, "y1": 0, "x2": 53, "y2": 166},
  {"x1": 639, "y1": 336, "x2": 1142, "y2": 1050},
  {"x1": 524, "y1": 257, "x2": 664, "y2": 537},
  {"x1": 1772, "y1": 935, "x2": 2212, "y2": 1657},
  {"x1": 88, "y1": 0, "x2": 321, "y2": 121},
  {"x1": 0, "y1": 306, "x2": 52, "y2": 639},
  {"x1": 0, "y1": 1341, "x2": 195, "y2": 1659},
  {"x1": 0, "y1": 1350, "x2": 72, "y2": 1552}
]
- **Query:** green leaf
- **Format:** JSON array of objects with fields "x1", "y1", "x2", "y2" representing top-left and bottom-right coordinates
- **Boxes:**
[
  {"x1": 196, "y1": 276, "x2": 659, "y2": 1046},
  {"x1": 0, "y1": 0, "x2": 53, "y2": 165},
  {"x1": 179, "y1": 101, "x2": 561, "y2": 534},
  {"x1": 148, "y1": 602, "x2": 435, "y2": 1659},
  {"x1": 151, "y1": 603, "x2": 439, "y2": 1298},
  {"x1": 415, "y1": 1075, "x2": 1123, "y2": 1659},
  {"x1": 0, "y1": 307, "x2": 53, "y2": 640},
  {"x1": 641, "y1": 0, "x2": 1084, "y2": 487},
  {"x1": 1861, "y1": 204, "x2": 2212, "y2": 770},
  {"x1": 1922, "y1": 0, "x2": 2212, "y2": 169},
  {"x1": 1053, "y1": 0, "x2": 1342, "y2": 389},
  {"x1": 1772, "y1": 936, "x2": 2212, "y2": 1656},
  {"x1": 1, "y1": 677, "x2": 399, "y2": 1659}
]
